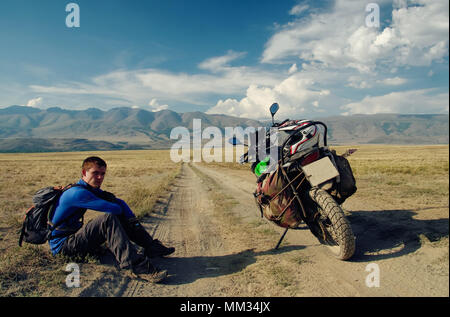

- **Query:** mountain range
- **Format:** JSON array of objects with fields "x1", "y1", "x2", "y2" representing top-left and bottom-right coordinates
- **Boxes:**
[{"x1": 0, "y1": 105, "x2": 448, "y2": 152}]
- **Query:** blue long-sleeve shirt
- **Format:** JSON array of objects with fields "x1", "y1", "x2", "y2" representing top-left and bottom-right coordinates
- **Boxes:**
[{"x1": 48, "y1": 179, "x2": 135, "y2": 255}]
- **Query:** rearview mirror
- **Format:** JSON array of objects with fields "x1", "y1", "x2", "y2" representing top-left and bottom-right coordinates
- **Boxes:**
[
  {"x1": 228, "y1": 137, "x2": 248, "y2": 147},
  {"x1": 228, "y1": 137, "x2": 242, "y2": 146},
  {"x1": 270, "y1": 102, "x2": 279, "y2": 125},
  {"x1": 270, "y1": 103, "x2": 279, "y2": 116}
]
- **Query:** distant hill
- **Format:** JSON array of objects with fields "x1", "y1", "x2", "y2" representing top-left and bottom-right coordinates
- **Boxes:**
[
  {"x1": 0, "y1": 106, "x2": 262, "y2": 152},
  {"x1": 0, "y1": 105, "x2": 448, "y2": 152},
  {"x1": 319, "y1": 113, "x2": 449, "y2": 145}
]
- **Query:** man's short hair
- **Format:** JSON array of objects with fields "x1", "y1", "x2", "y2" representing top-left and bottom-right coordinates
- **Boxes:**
[{"x1": 82, "y1": 156, "x2": 107, "y2": 171}]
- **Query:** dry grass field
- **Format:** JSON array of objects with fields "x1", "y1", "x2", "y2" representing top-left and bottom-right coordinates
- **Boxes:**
[{"x1": 0, "y1": 145, "x2": 448, "y2": 296}]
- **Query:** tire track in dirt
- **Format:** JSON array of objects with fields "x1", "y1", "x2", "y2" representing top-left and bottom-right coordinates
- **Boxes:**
[{"x1": 123, "y1": 162, "x2": 255, "y2": 296}]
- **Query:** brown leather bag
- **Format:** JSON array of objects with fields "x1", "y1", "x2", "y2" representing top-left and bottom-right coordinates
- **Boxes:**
[{"x1": 254, "y1": 165, "x2": 303, "y2": 229}]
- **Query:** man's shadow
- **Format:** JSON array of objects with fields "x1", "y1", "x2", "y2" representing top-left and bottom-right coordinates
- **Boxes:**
[
  {"x1": 150, "y1": 245, "x2": 305, "y2": 285},
  {"x1": 346, "y1": 207, "x2": 448, "y2": 262}
]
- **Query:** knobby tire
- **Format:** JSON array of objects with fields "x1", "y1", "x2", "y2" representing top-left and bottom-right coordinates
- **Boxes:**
[{"x1": 308, "y1": 187, "x2": 355, "y2": 260}]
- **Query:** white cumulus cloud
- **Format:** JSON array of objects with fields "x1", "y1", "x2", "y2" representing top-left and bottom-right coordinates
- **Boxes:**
[
  {"x1": 207, "y1": 72, "x2": 337, "y2": 119},
  {"x1": 26, "y1": 97, "x2": 43, "y2": 107},
  {"x1": 262, "y1": 0, "x2": 449, "y2": 71},
  {"x1": 148, "y1": 98, "x2": 169, "y2": 112},
  {"x1": 341, "y1": 89, "x2": 449, "y2": 115},
  {"x1": 30, "y1": 52, "x2": 283, "y2": 109},
  {"x1": 377, "y1": 77, "x2": 408, "y2": 86},
  {"x1": 198, "y1": 50, "x2": 247, "y2": 72}
]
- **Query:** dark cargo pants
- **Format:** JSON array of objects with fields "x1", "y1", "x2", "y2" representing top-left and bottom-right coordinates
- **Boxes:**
[{"x1": 60, "y1": 213, "x2": 147, "y2": 269}]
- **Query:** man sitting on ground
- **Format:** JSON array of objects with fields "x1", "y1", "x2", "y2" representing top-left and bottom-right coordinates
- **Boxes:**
[{"x1": 49, "y1": 156, "x2": 174, "y2": 283}]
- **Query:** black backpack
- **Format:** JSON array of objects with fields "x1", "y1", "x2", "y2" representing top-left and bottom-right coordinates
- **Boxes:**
[{"x1": 18, "y1": 184, "x2": 81, "y2": 247}]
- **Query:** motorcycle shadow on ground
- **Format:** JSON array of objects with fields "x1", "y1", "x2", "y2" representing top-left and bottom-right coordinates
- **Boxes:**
[
  {"x1": 346, "y1": 207, "x2": 449, "y2": 262},
  {"x1": 151, "y1": 245, "x2": 305, "y2": 285}
]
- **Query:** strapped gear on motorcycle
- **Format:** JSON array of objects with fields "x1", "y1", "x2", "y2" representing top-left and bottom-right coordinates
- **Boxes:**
[
  {"x1": 278, "y1": 120, "x2": 326, "y2": 162},
  {"x1": 239, "y1": 103, "x2": 356, "y2": 260}
]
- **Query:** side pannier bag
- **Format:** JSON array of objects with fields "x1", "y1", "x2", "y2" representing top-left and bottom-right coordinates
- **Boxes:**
[
  {"x1": 254, "y1": 165, "x2": 302, "y2": 229},
  {"x1": 330, "y1": 151, "x2": 357, "y2": 204}
]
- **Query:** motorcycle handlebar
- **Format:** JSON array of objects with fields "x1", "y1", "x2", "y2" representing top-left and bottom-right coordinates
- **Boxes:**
[{"x1": 273, "y1": 119, "x2": 290, "y2": 127}]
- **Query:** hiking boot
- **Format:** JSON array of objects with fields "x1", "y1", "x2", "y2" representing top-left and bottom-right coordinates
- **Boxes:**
[
  {"x1": 131, "y1": 257, "x2": 168, "y2": 283},
  {"x1": 145, "y1": 239, "x2": 175, "y2": 258}
]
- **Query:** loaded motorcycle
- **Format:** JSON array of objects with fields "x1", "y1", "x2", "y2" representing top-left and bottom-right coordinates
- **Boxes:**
[{"x1": 230, "y1": 103, "x2": 357, "y2": 260}]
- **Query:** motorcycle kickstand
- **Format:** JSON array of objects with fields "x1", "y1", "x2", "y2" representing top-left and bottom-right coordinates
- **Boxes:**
[{"x1": 275, "y1": 228, "x2": 289, "y2": 250}]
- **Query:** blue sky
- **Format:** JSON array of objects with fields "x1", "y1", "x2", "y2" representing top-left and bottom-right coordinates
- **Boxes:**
[{"x1": 0, "y1": 0, "x2": 448, "y2": 119}]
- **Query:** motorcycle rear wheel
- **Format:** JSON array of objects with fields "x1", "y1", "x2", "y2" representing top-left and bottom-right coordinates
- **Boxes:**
[{"x1": 308, "y1": 187, "x2": 355, "y2": 260}]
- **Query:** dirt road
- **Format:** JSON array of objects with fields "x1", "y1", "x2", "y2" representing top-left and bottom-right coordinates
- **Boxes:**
[{"x1": 77, "y1": 162, "x2": 448, "y2": 297}]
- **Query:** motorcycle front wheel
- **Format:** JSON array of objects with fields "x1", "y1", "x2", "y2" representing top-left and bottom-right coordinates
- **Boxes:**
[{"x1": 308, "y1": 187, "x2": 355, "y2": 260}]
